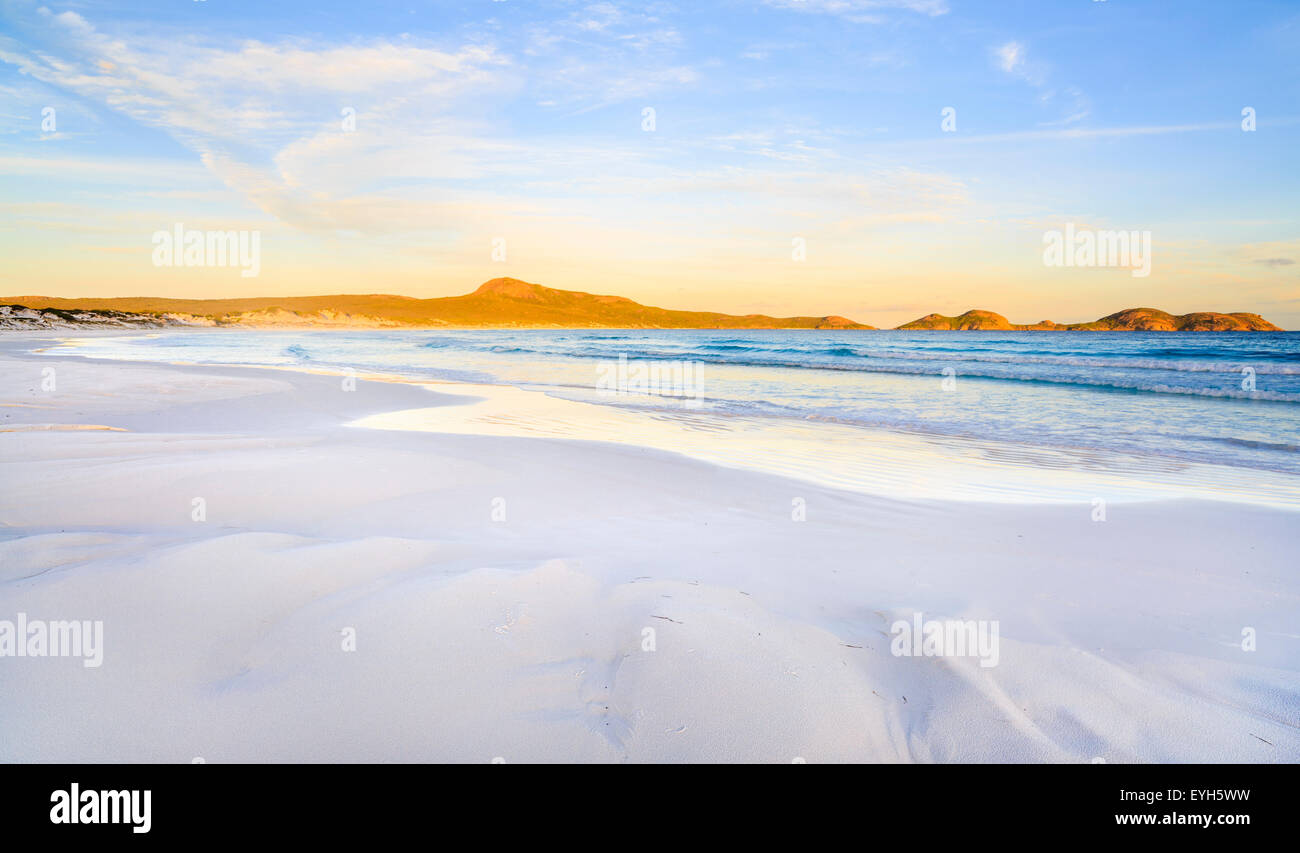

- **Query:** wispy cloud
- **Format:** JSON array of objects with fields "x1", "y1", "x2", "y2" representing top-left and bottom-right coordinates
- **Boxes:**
[
  {"x1": 763, "y1": 0, "x2": 949, "y2": 22},
  {"x1": 0, "y1": 6, "x2": 518, "y2": 232},
  {"x1": 996, "y1": 41, "x2": 1024, "y2": 74},
  {"x1": 992, "y1": 39, "x2": 1086, "y2": 124},
  {"x1": 0, "y1": 2, "x2": 970, "y2": 243},
  {"x1": 945, "y1": 121, "x2": 1241, "y2": 144}
]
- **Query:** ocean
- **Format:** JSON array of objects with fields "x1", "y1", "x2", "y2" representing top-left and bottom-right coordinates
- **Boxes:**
[{"x1": 48, "y1": 329, "x2": 1300, "y2": 505}]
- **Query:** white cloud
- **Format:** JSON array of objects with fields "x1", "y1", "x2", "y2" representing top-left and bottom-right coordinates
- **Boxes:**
[
  {"x1": 996, "y1": 41, "x2": 1024, "y2": 73},
  {"x1": 0, "y1": 12, "x2": 506, "y2": 145},
  {"x1": 0, "y1": 6, "x2": 518, "y2": 232},
  {"x1": 993, "y1": 41, "x2": 1088, "y2": 124},
  {"x1": 0, "y1": 2, "x2": 970, "y2": 252},
  {"x1": 763, "y1": 0, "x2": 949, "y2": 20}
]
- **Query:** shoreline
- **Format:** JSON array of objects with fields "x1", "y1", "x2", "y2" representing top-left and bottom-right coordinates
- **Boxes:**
[
  {"x1": 19, "y1": 330, "x2": 1300, "y2": 508},
  {"x1": 1, "y1": 332, "x2": 1297, "y2": 762}
]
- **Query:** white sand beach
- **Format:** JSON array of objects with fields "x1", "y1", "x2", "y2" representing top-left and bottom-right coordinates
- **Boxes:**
[{"x1": 1, "y1": 333, "x2": 1296, "y2": 763}]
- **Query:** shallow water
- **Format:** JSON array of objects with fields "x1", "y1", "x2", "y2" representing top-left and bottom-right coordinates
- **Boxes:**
[{"x1": 48, "y1": 329, "x2": 1300, "y2": 505}]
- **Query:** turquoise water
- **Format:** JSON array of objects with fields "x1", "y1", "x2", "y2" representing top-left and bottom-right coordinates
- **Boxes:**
[{"x1": 51, "y1": 329, "x2": 1300, "y2": 481}]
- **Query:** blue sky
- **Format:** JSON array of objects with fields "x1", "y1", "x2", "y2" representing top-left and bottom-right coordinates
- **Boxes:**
[{"x1": 1, "y1": 0, "x2": 1297, "y2": 326}]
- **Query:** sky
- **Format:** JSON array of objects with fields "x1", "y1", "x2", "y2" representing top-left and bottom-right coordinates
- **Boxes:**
[{"x1": 1, "y1": 0, "x2": 1297, "y2": 328}]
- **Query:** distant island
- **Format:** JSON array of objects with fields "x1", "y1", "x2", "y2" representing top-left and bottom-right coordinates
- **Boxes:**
[
  {"x1": 0, "y1": 278, "x2": 1285, "y2": 331},
  {"x1": 897, "y1": 308, "x2": 1282, "y2": 332}
]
